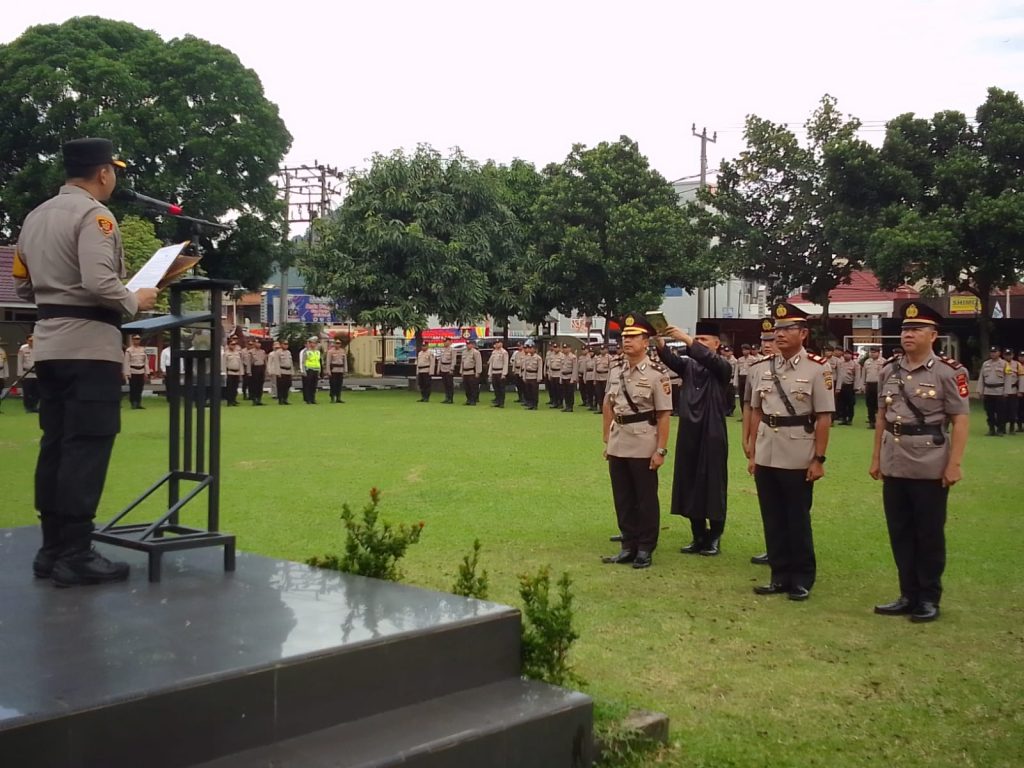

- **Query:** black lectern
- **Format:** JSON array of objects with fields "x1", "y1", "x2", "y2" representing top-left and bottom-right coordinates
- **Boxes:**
[{"x1": 93, "y1": 278, "x2": 237, "y2": 581}]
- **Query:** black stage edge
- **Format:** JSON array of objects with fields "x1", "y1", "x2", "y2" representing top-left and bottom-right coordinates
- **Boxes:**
[{"x1": 0, "y1": 527, "x2": 593, "y2": 768}]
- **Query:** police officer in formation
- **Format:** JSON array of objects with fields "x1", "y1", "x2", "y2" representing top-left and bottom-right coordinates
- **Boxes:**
[
  {"x1": 437, "y1": 338, "x2": 457, "y2": 404},
  {"x1": 869, "y1": 303, "x2": 969, "y2": 623},
  {"x1": 601, "y1": 314, "x2": 672, "y2": 569},
  {"x1": 861, "y1": 346, "x2": 884, "y2": 428},
  {"x1": 747, "y1": 302, "x2": 834, "y2": 601},
  {"x1": 14, "y1": 137, "x2": 159, "y2": 586},
  {"x1": 326, "y1": 338, "x2": 348, "y2": 403},
  {"x1": 299, "y1": 337, "x2": 322, "y2": 404},
  {"x1": 743, "y1": 319, "x2": 778, "y2": 566},
  {"x1": 488, "y1": 340, "x2": 509, "y2": 407},
  {"x1": 835, "y1": 348, "x2": 862, "y2": 425},
  {"x1": 0, "y1": 341, "x2": 8, "y2": 397},
  {"x1": 460, "y1": 338, "x2": 483, "y2": 405},
  {"x1": 273, "y1": 340, "x2": 294, "y2": 404},
  {"x1": 240, "y1": 339, "x2": 253, "y2": 401},
  {"x1": 546, "y1": 343, "x2": 563, "y2": 408},
  {"x1": 579, "y1": 346, "x2": 596, "y2": 409},
  {"x1": 520, "y1": 340, "x2": 544, "y2": 409},
  {"x1": 978, "y1": 346, "x2": 1006, "y2": 435},
  {"x1": 248, "y1": 338, "x2": 268, "y2": 405},
  {"x1": 559, "y1": 343, "x2": 578, "y2": 412},
  {"x1": 223, "y1": 340, "x2": 244, "y2": 406},
  {"x1": 1002, "y1": 348, "x2": 1019, "y2": 432},
  {"x1": 122, "y1": 333, "x2": 149, "y2": 409},
  {"x1": 510, "y1": 342, "x2": 525, "y2": 403},
  {"x1": 593, "y1": 345, "x2": 611, "y2": 413},
  {"x1": 17, "y1": 335, "x2": 39, "y2": 413},
  {"x1": 415, "y1": 342, "x2": 436, "y2": 402}
]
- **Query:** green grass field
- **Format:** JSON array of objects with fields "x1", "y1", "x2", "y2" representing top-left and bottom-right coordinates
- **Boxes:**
[{"x1": 1, "y1": 389, "x2": 1022, "y2": 767}]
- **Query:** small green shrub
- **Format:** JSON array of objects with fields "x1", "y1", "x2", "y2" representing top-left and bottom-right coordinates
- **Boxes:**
[
  {"x1": 519, "y1": 566, "x2": 580, "y2": 687},
  {"x1": 451, "y1": 538, "x2": 489, "y2": 599},
  {"x1": 307, "y1": 487, "x2": 423, "y2": 581}
]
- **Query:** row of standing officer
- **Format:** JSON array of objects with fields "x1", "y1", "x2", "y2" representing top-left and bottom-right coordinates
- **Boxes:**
[{"x1": 978, "y1": 346, "x2": 1024, "y2": 435}]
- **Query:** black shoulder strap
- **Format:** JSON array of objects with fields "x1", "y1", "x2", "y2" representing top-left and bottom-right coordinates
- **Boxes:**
[
  {"x1": 769, "y1": 357, "x2": 798, "y2": 416},
  {"x1": 619, "y1": 366, "x2": 640, "y2": 414}
]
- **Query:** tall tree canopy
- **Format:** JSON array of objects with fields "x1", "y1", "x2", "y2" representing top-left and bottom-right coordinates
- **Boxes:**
[
  {"x1": 301, "y1": 146, "x2": 514, "y2": 332},
  {"x1": 826, "y1": 87, "x2": 1024, "y2": 352},
  {"x1": 0, "y1": 16, "x2": 292, "y2": 288},
  {"x1": 694, "y1": 96, "x2": 862, "y2": 332},
  {"x1": 534, "y1": 136, "x2": 702, "y2": 322}
]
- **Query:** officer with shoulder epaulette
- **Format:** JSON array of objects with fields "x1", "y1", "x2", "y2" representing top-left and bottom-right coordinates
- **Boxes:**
[
  {"x1": 223, "y1": 339, "x2": 243, "y2": 406},
  {"x1": 1002, "y1": 348, "x2": 1019, "y2": 434},
  {"x1": 861, "y1": 346, "x2": 884, "y2": 428},
  {"x1": 593, "y1": 345, "x2": 611, "y2": 413},
  {"x1": 122, "y1": 333, "x2": 149, "y2": 409},
  {"x1": 240, "y1": 338, "x2": 253, "y2": 400},
  {"x1": 415, "y1": 342, "x2": 436, "y2": 402},
  {"x1": 487, "y1": 340, "x2": 509, "y2": 407},
  {"x1": 560, "y1": 343, "x2": 578, "y2": 412},
  {"x1": 437, "y1": 338, "x2": 456, "y2": 404},
  {"x1": 601, "y1": 314, "x2": 673, "y2": 569},
  {"x1": 546, "y1": 343, "x2": 563, "y2": 408},
  {"x1": 869, "y1": 302, "x2": 969, "y2": 623},
  {"x1": 520, "y1": 340, "x2": 543, "y2": 409},
  {"x1": 978, "y1": 346, "x2": 1005, "y2": 435},
  {"x1": 249, "y1": 338, "x2": 268, "y2": 405},
  {"x1": 748, "y1": 302, "x2": 834, "y2": 601}
]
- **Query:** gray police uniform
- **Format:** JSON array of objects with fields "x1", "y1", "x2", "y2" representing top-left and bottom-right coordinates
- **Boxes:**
[
  {"x1": 750, "y1": 347, "x2": 834, "y2": 592},
  {"x1": 878, "y1": 352, "x2": 969, "y2": 608},
  {"x1": 14, "y1": 183, "x2": 139, "y2": 554},
  {"x1": 488, "y1": 348, "x2": 509, "y2": 407},
  {"x1": 438, "y1": 346, "x2": 456, "y2": 403},
  {"x1": 520, "y1": 351, "x2": 543, "y2": 409},
  {"x1": 560, "y1": 351, "x2": 578, "y2": 411},
  {"x1": 123, "y1": 344, "x2": 149, "y2": 408},
  {"x1": 978, "y1": 356, "x2": 1005, "y2": 434},
  {"x1": 415, "y1": 349, "x2": 435, "y2": 401},
  {"x1": 862, "y1": 355, "x2": 884, "y2": 426},
  {"x1": 460, "y1": 346, "x2": 482, "y2": 405},
  {"x1": 18, "y1": 342, "x2": 40, "y2": 412},
  {"x1": 249, "y1": 346, "x2": 268, "y2": 405}
]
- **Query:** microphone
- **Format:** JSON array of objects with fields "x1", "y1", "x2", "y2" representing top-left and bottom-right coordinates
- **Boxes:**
[{"x1": 113, "y1": 188, "x2": 183, "y2": 216}]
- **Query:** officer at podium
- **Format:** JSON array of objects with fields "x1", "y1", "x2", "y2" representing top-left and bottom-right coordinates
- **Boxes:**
[{"x1": 14, "y1": 138, "x2": 159, "y2": 587}]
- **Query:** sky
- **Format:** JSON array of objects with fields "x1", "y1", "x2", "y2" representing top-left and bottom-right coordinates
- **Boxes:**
[{"x1": 3, "y1": 0, "x2": 1024, "y2": 184}]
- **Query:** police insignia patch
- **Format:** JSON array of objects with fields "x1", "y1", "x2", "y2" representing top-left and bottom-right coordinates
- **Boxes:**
[
  {"x1": 906, "y1": 304, "x2": 919, "y2": 318},
  {"x1": 662, "y1": 380, "x2": 671, "y2": 395},
  {"x1": 762, "y1": 319, "x2": 773, "y2": 331},
  {"x1": 956, "y1": 372, "x2": 969, "y2": 398},
  {"x1": 823, "y1": 369, "x2": 833, "y2": 390},
  {"x1": 776, "y1": 305, "x2": 787, "y2": 318},
  {"x1": 96, "y1": 216, "x2": 115, "y2": 236}
]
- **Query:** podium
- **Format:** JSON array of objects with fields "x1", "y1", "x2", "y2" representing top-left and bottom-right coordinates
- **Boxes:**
[{"x1": 94, "y1": 278, "x2": 237, "y2": 581}]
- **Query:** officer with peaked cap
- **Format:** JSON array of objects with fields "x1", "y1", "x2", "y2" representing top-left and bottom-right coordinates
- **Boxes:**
[
  {"x1": 1002, "y1": 348, "x2": 1019, "y2": 433},
  {"x1": 978, "y1": 346, "x2": 1005, "y2": 435},
  {"x1": 870, "y1": 302, "x2": 969, "y2": 622},
  {"x1": 519, "y1": 339, "x2": 543, "y2": 409},
  {"x1": 14, "y1": 138, "x2": 159, "y2": 586},
  {"x1": 748, "y1": 301, "x2": 834, "y2": 600},
  {"x1": 601, "y1": 313, "x2": 673, "y2": 569}
]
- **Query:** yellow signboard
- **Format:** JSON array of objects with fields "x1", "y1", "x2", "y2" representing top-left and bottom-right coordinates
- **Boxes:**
[{"x1": 949, "y1": 295, "x2": 981, "y2": 315}]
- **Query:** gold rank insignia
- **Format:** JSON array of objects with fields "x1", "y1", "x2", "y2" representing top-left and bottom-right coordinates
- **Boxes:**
[
  {"x1": 905, "y1": 304, "x2": 919, "y2": 318},
  {"x1": 776, "y1": 305, "x2": 788, "y2": 317},
  {"x1": 96, "y1": 216, "x2": 115, "y2": 237},
  {"x1": 762, "y1": 319, "x2": 773, "y2": 331},
  {"x1": 625, "y1": 315, "x2": 636, "y2": 326}
]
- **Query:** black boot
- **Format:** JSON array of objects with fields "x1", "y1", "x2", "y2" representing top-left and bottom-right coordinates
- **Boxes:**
[
  {"x1": 699, "y1": 537, "x2": 721, "y2": 556},
  {"x1": 33, "y1": 517, "x2": 62, "y2": 578},
  {"x1": 51, "y1": 523, "x2": 129, "y2": 587},
  {"x1": 679, "y1": 538, "x2": 706, "y2": 554}
]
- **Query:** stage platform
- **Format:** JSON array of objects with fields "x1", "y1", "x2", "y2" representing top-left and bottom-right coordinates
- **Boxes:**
[{"x1": 0, "y1": 526, "x2": 592, "y2": 767}]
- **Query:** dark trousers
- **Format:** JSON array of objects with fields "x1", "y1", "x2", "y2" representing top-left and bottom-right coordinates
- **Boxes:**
[
  {"x1": 330, "y1": 372, "x2": 345, "y2": 401},
  {"x1": 865, "y1": 383, "x2": 879, "y2": 424},
  {"x1": 837, "y1": 386, "x2": 855, "y2": 423},
  {"x1": 595, "y1": 380, "x2": 607, "y2": 410},
  {"x1": 128, "y1": 373, "x2": 145, "y2": 407},
  {"x1": 983, "y1": 395, "x2": 1002, "y2": 430},
  {"x1": 302, "y1": 371, "x2": 320, "y2": 403},
  {"x1": 242, "y1": 373, "x2": 252, "y2": 399},
  {"x1": 463, "y1": 374, "x2": 479, "y2": 404},
  {"x1": 417, "y1": 373, "x2": 432, "y2": 401},
  {"x1": 513, "y1": 374, "x2": 523, "y2": 402},
  {"x1": 35, "y1": 360, "x2": 121, "y2": 547},
  {"x1": 883, "y1": 477, "x2": 948, "y2": 604},
  {"x1": 608, "y1": 456, "x2": 660, "y2": 552},
  {"x1": 561, "y1": 379, "x2": 574, "y2": 411},
  {"x1": 251, "y1": 366, "x2": 266, "y2": 404},
  {"x1": 689, "y1": 516, "x2": 726, "y2": 545},
  {"x1": 737, "y1": 375, "x2": 747, "y2": 414},
  {"x1": 547, "y1": 378, "x2": 561, "y2": 407},
  {"x1": 725, "y1": 383, "x2": 736, "y2": 416},
  {"x1": 523, "y1": 380, "x2": 539, "y2": 408},
  {"x1": 754, "y1": 465, "x2": 816, "y2": 590},
  {"x1": 581, "y1": 380, "x2": 594, "y2": 408},
  {"x1": 491, "y1": 375, "x2": 505, "y2": 406},
  {"x1": 441, "y1": 373, "x2": 455, "y2": 402},
  {"x1": 225, "y1": 374, "x2": 241, "y2": 405},
  {"x1": 1002, "y1": 395, "x2": 1018, "y2": 431},
  {"x1": 276, "y1": 374, "x2": 291, "y2": 403},
  {"x1": 22, "y1": 377, "x2": 40, "y2": 412}
]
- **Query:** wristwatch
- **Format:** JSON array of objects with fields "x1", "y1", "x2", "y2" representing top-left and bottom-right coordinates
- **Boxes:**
[
  {"x1": 813, "y1": 455, "x2": 827, "y2": 464},
  {"x1": 656, "y1": 448, "x2": 669, "y2": 457}
]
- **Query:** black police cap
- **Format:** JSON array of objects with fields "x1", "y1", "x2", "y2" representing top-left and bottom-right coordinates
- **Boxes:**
[{"x1": 62, "y1": 138, "x2": 126, "y2": 171}]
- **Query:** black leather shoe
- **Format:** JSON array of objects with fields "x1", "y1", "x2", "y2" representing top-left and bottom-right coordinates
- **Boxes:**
[
  {"x1": 679, "y1": 540, "x2": 704, "y2": 554},
  {"x1": 910, "y1": 601, "x2": 940, "y2": 623},
  {"x1": 609, "y1": 534, "x2": 624, "y2": 542},
  {"x1": 632, "y1": 551, "x2": 653, "y2": 569},
  {"x1": 874, "y1": 596, "x2": 914, "y2": 616},
  {"x1": 52, "y1": 548, "x2": 130, "y2": 587},
  {"x1": 787, "y1": 586, "x2": 811, "y2": 601},
  {"x1": 699, "y1": 538, "x2": 721, "y2": 556},
  {"x1": 753, "y1": 583, "x2": 788, "y2": 595},
  {"x1": 601, "y1": 549, "x2": 636, "y2": 564},
  {"x1": 32, "y1": 547, "x2": 61, "y2": 579},
  {"x1": 750, "y1": 553, "x2": 769, "y2": 565}
]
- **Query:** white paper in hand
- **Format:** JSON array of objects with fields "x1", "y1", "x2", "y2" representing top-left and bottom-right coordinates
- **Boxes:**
[{"x1": 126, "y1": 242, "x2": 190, "y2": 291}]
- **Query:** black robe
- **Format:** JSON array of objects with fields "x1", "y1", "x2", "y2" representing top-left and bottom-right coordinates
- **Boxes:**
[{"x1": 657, "y1": 341, "x2": 733, "y2": 521}]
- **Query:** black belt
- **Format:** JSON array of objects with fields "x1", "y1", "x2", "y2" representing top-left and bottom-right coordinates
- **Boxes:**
[
  {"x1": 885, "y1": 422, "x2": 945, "y2": 437},
  {"x1": 614, "y1": 411, "x2": 656, "y2": 425},
  {"x1": 130, "y1": 366, "x2": 145, "y2": 371},
  {"x1": 763, "y1": 414, "x2": 814, "y2": 429},
  {"x1": 37, "y1": 304, "x2": 121, "y2": 328}
]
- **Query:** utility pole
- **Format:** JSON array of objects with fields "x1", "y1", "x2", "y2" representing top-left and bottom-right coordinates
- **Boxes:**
[
  {"x1": 692, "y1": 124, "x2": 716, "y2": 322},
  {"x1": 274, "y1": 162, "x2": 345, "y2": 328}
]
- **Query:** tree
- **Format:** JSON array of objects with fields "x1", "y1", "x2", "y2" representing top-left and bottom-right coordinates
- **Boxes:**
[
  {"x1": 695, "y1": 96, "x2": 862, "y2": 337},
  {"x1": 301, "y1": 146, "x2": 512, "y2": 336},
  {"x1": 826, "y1": 87, "x2": 1024, "y2": 354},
  {"x1": 0, "y1": 16, "x2": 291, "y2": 288},
  {"x1": 533, "y1": 136, "x2": 701, "y2": 324}
]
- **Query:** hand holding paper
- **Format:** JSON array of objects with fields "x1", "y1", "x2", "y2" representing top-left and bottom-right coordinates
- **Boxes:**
[{"x1": 125, "y1": 242, "x2": 200, "y2": 291}]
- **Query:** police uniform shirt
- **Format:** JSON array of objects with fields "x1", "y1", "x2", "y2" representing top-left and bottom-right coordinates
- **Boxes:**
[
  {"x1": 862, "y1": 357, "x2": 884, "y2": 384},
  {"x1": 560, "y1": 352, "x2": 577, "y2": 380},
  {"x1": 594, "y1": 353, "x2": 611, "y2": 381},
  {"x1": 488, "y1": 348, "x2": 509, "y2": 376},
  {"x1": 274, "y1": 349, "x2": 293, "y2": 373},
  {"x1": 547, "y1": 350, "x2": 563, "y2": 375},
  {"x1": 605, "y1": 358, "x2": 672, "y2": 459},
  {"x1": 743, "y1": 357, "x2": 769, "y2": 405},
  {"x1": 459, "y1": 348, "x2": 482, "y2": 375},
  {"x1": 879, "y1": 353, "x2": 969, "y2": 480},
  {"x1": 737, "y1": 353, "x2": 753, "y2": 379},
  {"x1": 750, "y1": 349, "x2": 835, "y2": 470},
  {"x1": 123, "y1": 346, "x2": 148, "y2": 377},
  {"x1": 224, "y1": 349, "x2": 243, "y2": 375},
  {"x1": 14, "y1": 185, "x2": 138, "y2": 364},
  {"x1": 267, "y1": 350, "x2": 280, "y2": 376},
  {"x1": 416, "y1": 349, "x2": 435, "y2": 374},
  {"x1": 251, "y1": 347, "x2": 268, "y2": 367},
  {"x1": 328, "y1": 347, "x2": 348, "y2": 373},
  {"x1": 18, "y1": 344, "x2": 37, "y2": 378},
  {"x1": 583, "y1": 354, "x2": 596, "y2": 382},
  {"x1": 1004, "y1": 358, "x2": 1019, "y2": 396},
  {"x1": 979, "y1": 358, "x2": 1005, "y2": 395},
  {"x1": 521, "y1": 352, "x2": 543, "y2": 380},
  {"x1": 241, "y1": 347, "x2": 253, "y2": 375},
  {"x1": 438, "y1": 347, "x2": 456, "y2": 374},
  {"x1": 510, "y1": 350, "x2": 523, "y2": 375},
  {"x1": 839, "y1": 359, "x2": 861, "y2": 389}
]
